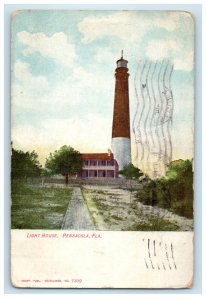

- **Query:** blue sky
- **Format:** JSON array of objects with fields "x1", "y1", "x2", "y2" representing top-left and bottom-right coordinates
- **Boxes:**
[{"x1": 11, "y1": 10, "x2": 194, "y2": 168}]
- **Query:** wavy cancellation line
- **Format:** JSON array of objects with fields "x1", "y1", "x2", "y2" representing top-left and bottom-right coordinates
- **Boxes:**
[{"x1": 133, "y1": 59, "x2": 174, "y2": 177}]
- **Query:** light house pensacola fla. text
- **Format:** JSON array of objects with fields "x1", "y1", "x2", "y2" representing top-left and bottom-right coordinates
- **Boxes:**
[{"x1": 112, "y1": 52, "x2": 131, "y2": 171}]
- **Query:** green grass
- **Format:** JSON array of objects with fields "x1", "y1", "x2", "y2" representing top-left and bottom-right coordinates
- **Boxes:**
[
  {"x1": 94, "y1": 200, "x2": 113, "y2": 212},
  {"x1": 122, "y1": 217, "x2": 180, "y2": 231},
  {"x1": 82, "y1": 189, "x2": 113, "y2": 229},
  {"x1": 11, "y1": 180, "x2": 72, "y2": 229},
  {"x1": 82, "y1": 188, "x2": 113, "y2": 213}
]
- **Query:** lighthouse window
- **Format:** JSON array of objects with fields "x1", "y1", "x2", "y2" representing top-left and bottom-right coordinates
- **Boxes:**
[{"x1": 117, "y1": 60, "x2": 127, "y2": 68}]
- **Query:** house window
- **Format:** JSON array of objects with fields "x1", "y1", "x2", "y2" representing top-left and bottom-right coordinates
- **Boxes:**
[
  {"x1": 84, "y1": 160, "x2": 89, "y2": 166},
  {"x1": 82, "y1": 170, "x2": 88, "y2": 177},
  {"x1": 98, "y1": 170, "x2": 106, "y2": 177},
  {"x1": 107, "y1": 160, "x2": 114, "y2": 166},
  {"x1": 89, "y1": 170, "x2": 97, "y2": 177},
  {"x1": 98, "y1": 160, "x2": 106, "y2": 166},
  {"x1": 107, "y1": 170, "x2": 114, "y2": 177},
  {"x1": 90, "y1": 160, "x2": 97, "y2": 166}
]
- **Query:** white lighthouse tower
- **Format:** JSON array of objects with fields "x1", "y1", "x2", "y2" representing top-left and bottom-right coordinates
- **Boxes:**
[{"x1": 112, "y1": 52, "x2": 131, "y2": 171}]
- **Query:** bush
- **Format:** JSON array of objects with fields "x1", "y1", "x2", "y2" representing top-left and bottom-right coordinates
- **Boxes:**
[{"x1": 136, "y1": 159, "x2": 193, "y2": 219}]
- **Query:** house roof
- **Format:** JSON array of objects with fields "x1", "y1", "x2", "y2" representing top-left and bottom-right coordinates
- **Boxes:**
[{"x1": 80, "y1": 153, "x2": 114, "y2": 160}]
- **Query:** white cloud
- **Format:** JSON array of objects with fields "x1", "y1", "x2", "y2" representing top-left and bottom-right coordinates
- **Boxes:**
[
  {"x1": 12, "y1": 114, "x2": 112, "y2": 164},
  {"x1": 11, "y1": 58, "x2": 114, "y2": 163},
  {"x1": 145, "y1": 39, "x2": 194, "y2": 71},
  {"x1": 11, "y1": 60, "x2": 49, "y2": 109},
  {"x1": 14, "y1": 60, "x2": 49, "y2": 89},
  {"x1": 12, "y1": 58, "x2": 113, "y2": 113},
  {"x1": 78, "y1": 11, "x2": 180, "y2": 44},
  {"x1": 78, "y1": 11, "x2": 194, "y2": 72},
  {"x1": 173, "y1": 51, "x2": 194, "y2": 72},
  {"x1": 11, "y1": 11, "x2": 194, "y2": 168},
  {"x1": 17, "y1": 31, "x2": 77, "y2": 67},
  {"x1": 146, "y1": 39, "x2": 179, "y2": 61},
  {"x1": 72, "y1": 66, "x2": 98, "y2": 87},
  {"x1": 95, "y1": 48, "x2": 116, "y2": 64}
]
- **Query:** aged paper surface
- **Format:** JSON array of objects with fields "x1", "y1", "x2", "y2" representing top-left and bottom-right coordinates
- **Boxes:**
[
  {"x1": 11, "y1": 10, "x2": 194, "y2": 288},
  {"x1": 11, "y1": 230, "x2": 193, "y2": 288}
]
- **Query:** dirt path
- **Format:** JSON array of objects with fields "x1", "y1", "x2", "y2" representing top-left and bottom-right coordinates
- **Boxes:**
[
  {"x1": 61, "y1": 187, "x2": 95, "y2": 230},
  {"x1": 82, "y1": 185, "x2": 194, "y2": 231}
]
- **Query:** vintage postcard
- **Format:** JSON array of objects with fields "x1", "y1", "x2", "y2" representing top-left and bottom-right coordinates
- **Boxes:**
[{"x1": 11, "y1": 10, "x2": 194, "y2": 288}]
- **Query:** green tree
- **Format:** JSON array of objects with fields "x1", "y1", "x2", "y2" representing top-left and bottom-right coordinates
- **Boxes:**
[
  {"x1": 11, "y1": 147, "x2": 42, "y2": 178},
  {"x1": 136, "y1": 159, "x2": 193, "y2": 218},
  {"x1": 45, "y1": 145, "x2": 83, "y2": 184},
  {"x1": 163, "y1": 159, "x2": 193, "y2": 216},
  {"x1": 165, "y1": 159, "x2": 193, "y2": 182},
  {"x1": 119, "y1": 163, "x2": 143, "y2": 180},
  {"x1": 41, "y1": 168, "x2": 53, "y2": 177}
]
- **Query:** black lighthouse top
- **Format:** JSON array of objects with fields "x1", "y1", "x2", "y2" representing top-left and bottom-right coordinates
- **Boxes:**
[{"x1": 116, "y1": 50, "x2": 128, "y2": 68}]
